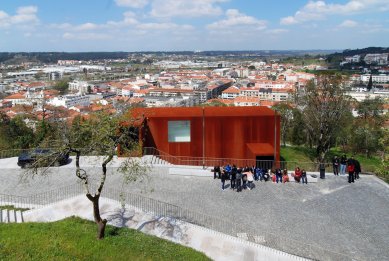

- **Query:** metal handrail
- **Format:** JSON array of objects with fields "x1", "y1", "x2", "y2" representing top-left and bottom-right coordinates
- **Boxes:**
[{"x1": 143, "y1": 147, "x2": 376, "y2": 173}]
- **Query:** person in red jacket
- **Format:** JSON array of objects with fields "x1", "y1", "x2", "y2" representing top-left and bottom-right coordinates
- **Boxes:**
[
  {"x1": 347, "y1": 157, "x2": 355, "y2": 183},
  {"x1": 294, "y1": 167, "x2": 302, "y2": 183}
]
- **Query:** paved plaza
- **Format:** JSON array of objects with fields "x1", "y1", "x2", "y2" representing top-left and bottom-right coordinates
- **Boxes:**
[{"x1": 1, "y1": 156, "x2": 389, "y2": 260}]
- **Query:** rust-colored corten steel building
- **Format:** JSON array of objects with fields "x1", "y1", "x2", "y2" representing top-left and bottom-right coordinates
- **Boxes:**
[{"x1": 131, "y1": 106, "x2": 280, "y2": 166}]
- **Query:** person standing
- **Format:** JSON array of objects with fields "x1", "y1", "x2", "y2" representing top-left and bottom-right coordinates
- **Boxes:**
[
  {"x1": 231, "y1": 164, "x2": 237, "y2": 190},
  {"x1": 236, "y1": 168, "x2": 242, "y2": 192},
  {"x1": 354, "y1": 158, "x2": 361, "y2": 180},
  {"x1": 221, "y1": 168, "x2": 226, "y2": 190},
  {"x1": 275, "y1": 168, "x2": 282, "y2": 183},
  {"x1": 347, "y1": 158, "x2": 355, "y2": 183},
  {"x1": 224, "y1": 164, "x2": 232, "y2": 180},
  {"x1": 301, "y1": 169, "x2": 308, "y2": 184},
  {"x1": 213, "y1": 165, "x2": 221, "y2": 179},
  {"x1": 332, "y1": 156, "x2": 339, "y2": 176},
  {"x1": 340, "y1": 154, "x2": 347, "y2": 175}
]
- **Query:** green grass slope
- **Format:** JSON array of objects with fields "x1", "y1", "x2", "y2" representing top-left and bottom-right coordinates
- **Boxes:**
[{"x1": 0, "y1": 217, "x2": 210, "y2": 261}]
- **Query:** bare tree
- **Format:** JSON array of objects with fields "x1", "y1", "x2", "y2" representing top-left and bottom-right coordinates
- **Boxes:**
[
  {"x1": 296, "y1": 74, "x2": 351, "y2": 163},
  {"x1": 26, "y1": 109, "x2": 149, "y2": 239}
]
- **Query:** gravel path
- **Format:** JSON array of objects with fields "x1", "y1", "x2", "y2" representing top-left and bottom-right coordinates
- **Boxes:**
[{"x1": 1, "y1": 157, "x2": 389, "y2": 261}]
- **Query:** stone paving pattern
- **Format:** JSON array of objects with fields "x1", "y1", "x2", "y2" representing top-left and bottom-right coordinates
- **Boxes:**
[{"x1": 1, "y1": 156, "x2": 389, "y2": 260}]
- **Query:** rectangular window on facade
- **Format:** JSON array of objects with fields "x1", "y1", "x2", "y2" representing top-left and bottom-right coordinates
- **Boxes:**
[{"x1": 168, "y1": 121, "x2": 191, "y2": 142}]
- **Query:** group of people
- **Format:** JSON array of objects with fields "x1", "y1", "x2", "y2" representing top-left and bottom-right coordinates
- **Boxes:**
[
  {"x1": 213, "y1": 165, "x2": 308, "y2": 192},
  {"x1": 332, "y1": 155, "x2": 361, "y2": 183}
]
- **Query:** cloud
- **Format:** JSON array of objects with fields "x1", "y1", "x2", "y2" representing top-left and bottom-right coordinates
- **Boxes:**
[
  {"x1": 207, "y1": 9, "x2": 266, "y2": 31},
  {"x1": 266, "y1": 29, "x2": 289, "y2": 34},
  {"x1": 63, "y1": 32, "x2": 111, "y2": 40},
  {"x1": 150, "y1": 0, "x2": 228, "y2": 18},
  {"x1": 0, "y1": 5, "x2": 39, "y2": 28},
  {"x1": 115, "y1": 0, "x2": 149, "y2": 8},
  {"x1": 338, "y1": 19, "x2": 358, "y2": 28},
  {"x1": 74, "y1": 22, "x2": 99, "y2": 31},
  {"x1": 136, "y1": 23, "x2": 194, "y2": 31},
  {"x1": 280, "y1": 0, "x2": 389, "y2": 25}
]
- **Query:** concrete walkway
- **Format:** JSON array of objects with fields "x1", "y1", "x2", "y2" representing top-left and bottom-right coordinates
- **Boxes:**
[{"x1": 23, "y1": 195, "x2": 307, "y2": 261}]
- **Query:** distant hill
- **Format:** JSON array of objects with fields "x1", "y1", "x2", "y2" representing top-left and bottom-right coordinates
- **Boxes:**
[
  {"x1": 0, "y1": 50, "x2": 338, "y2": 64},
  {"x1": 0, "y1": 52, "x2": 129, "y2": 64},
  {"x1": 326, "y1": 47, "x2": 389, "y2": 64}
]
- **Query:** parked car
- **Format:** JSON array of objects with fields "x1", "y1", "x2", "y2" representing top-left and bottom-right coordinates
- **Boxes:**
[{"x1": 17, "y1": 149, "x2": 70, "y2": 168}]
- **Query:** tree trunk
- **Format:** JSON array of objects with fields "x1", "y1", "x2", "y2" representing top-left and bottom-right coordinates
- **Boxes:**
[{"x1": 88, "y1": 194, "x2": 107, "y2": 240}]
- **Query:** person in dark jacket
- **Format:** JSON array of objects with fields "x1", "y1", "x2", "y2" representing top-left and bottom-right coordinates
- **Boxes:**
[
  {"x1": 332, "y1": 156, "x2": 339, "y2": 176},
  {"x1": 353, "y1": 157, "x2": 361, "y2": 180},
  {"x1": 275, "y1": 168, "x2": 282, "y2": 183},
  {"x1": 230, "y1": 164, "x2": 237, "y2": 190},
  {"x1": 236, "y1": 168, "x2": 242, "y2": 192},
  {"x1": 301, "y1": 169, "x2": 308, "y2": 184},
  {"x1": 213, "y1": 165, "x2": 221, "y2": 179}
]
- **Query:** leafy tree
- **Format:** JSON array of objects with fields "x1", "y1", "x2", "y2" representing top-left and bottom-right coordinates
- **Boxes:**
[
  {"x1": 8, "y1": 116, "x2": 35, "y2": 149},
  {"x1": 0, "y1": 112, "x2": 12, "y2": 150},
  {"x1": 375, "y1": 127, "x2": 389, "y2": 182},
  {"x1": 352, "y1": 97, "x2": 385, "y2": 156},
  {"x1": 53, "y1": 79, "x2": 69, "y2": 95},
  {"x1": 289, "y1": 109, "x2": 307, "y2": 146},
  {"x1": 272, "y1": 103, "x2": 294, "y2": 147},
  {"x1": 28, "y1": 109, "x2": 148, "y2": 239},
  {"x1": 203, "y1": 100, "x2": 227, "y2": 107},
  {"x1": 295, "y1": 74, "x2": 352, "y2": 163}
]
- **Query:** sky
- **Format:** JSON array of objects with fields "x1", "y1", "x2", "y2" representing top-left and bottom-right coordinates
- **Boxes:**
[{"x1": 0, "y1": 0, "x2": 388, "y2": 52}]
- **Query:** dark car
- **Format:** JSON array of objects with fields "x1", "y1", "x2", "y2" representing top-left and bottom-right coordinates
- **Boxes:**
[{"x1": 17, "y1": 149, "x2": 70, "y2": 168}]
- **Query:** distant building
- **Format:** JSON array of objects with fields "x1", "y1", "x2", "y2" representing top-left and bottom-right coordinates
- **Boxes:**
[
  {"x1": 361, "y1": 74, "x2": 389, "y2": 84},
  {"x1": 364, "y1": 53, "x2": 388, "y2": 65},
  {"x1": 48, "y1": 95, "x2": 90, "y2": 108},
  {"x1": 69, "y1": 80, "x2": 89, "y2": 94},
  {"x1": 345, "y1": 55, "x2": 361, "y2": 63},
  {"x1": 128, "y1": 106, "x2": 280, "y2": 165}
]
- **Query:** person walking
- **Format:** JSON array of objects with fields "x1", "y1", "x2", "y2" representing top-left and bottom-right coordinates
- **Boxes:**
[{"x1": 332, "y1": 156, "x2": 339, "y2": 176}]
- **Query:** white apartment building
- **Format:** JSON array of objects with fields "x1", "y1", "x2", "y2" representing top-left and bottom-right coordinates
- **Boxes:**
[
  {"x1": 345, "y1": 55, "x2": 361, "y2": 63},
  {"x1": 239, "y1": 87, "x2": 259, "y2": 97},
  {"x1": 360, "y1": 74, "x2": 389, "y2": 84},
  {"x1": 68, "y1": 80, "x2": 89, "y2": 94},
  {"x1": 49, "y1": 95, "x2": 90, "y2": 108},
  {"x1": 221, "y1": 86, "x2": 240, "y2": 99},
  {"x1": 364, "y1": 53, "x2": 388, "y2": 65}
]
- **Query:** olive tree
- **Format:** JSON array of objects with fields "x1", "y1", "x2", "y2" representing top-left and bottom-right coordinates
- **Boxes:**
[{"x1": 27, "y1": 109, "x2": 149, "y2": 239}]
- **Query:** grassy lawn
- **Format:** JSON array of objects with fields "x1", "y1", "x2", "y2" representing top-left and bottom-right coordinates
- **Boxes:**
[
  {"x1": 281, "y1": 146, "x2": 380, "y2": 173},
  {"x1": 0, "y1": 217, "x2": 210, "y2": 261}
]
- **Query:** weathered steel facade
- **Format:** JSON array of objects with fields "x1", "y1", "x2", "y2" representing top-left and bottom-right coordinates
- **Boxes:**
[{"x1": 131, "y1": 106, "x2": 280, "y2": 164}]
